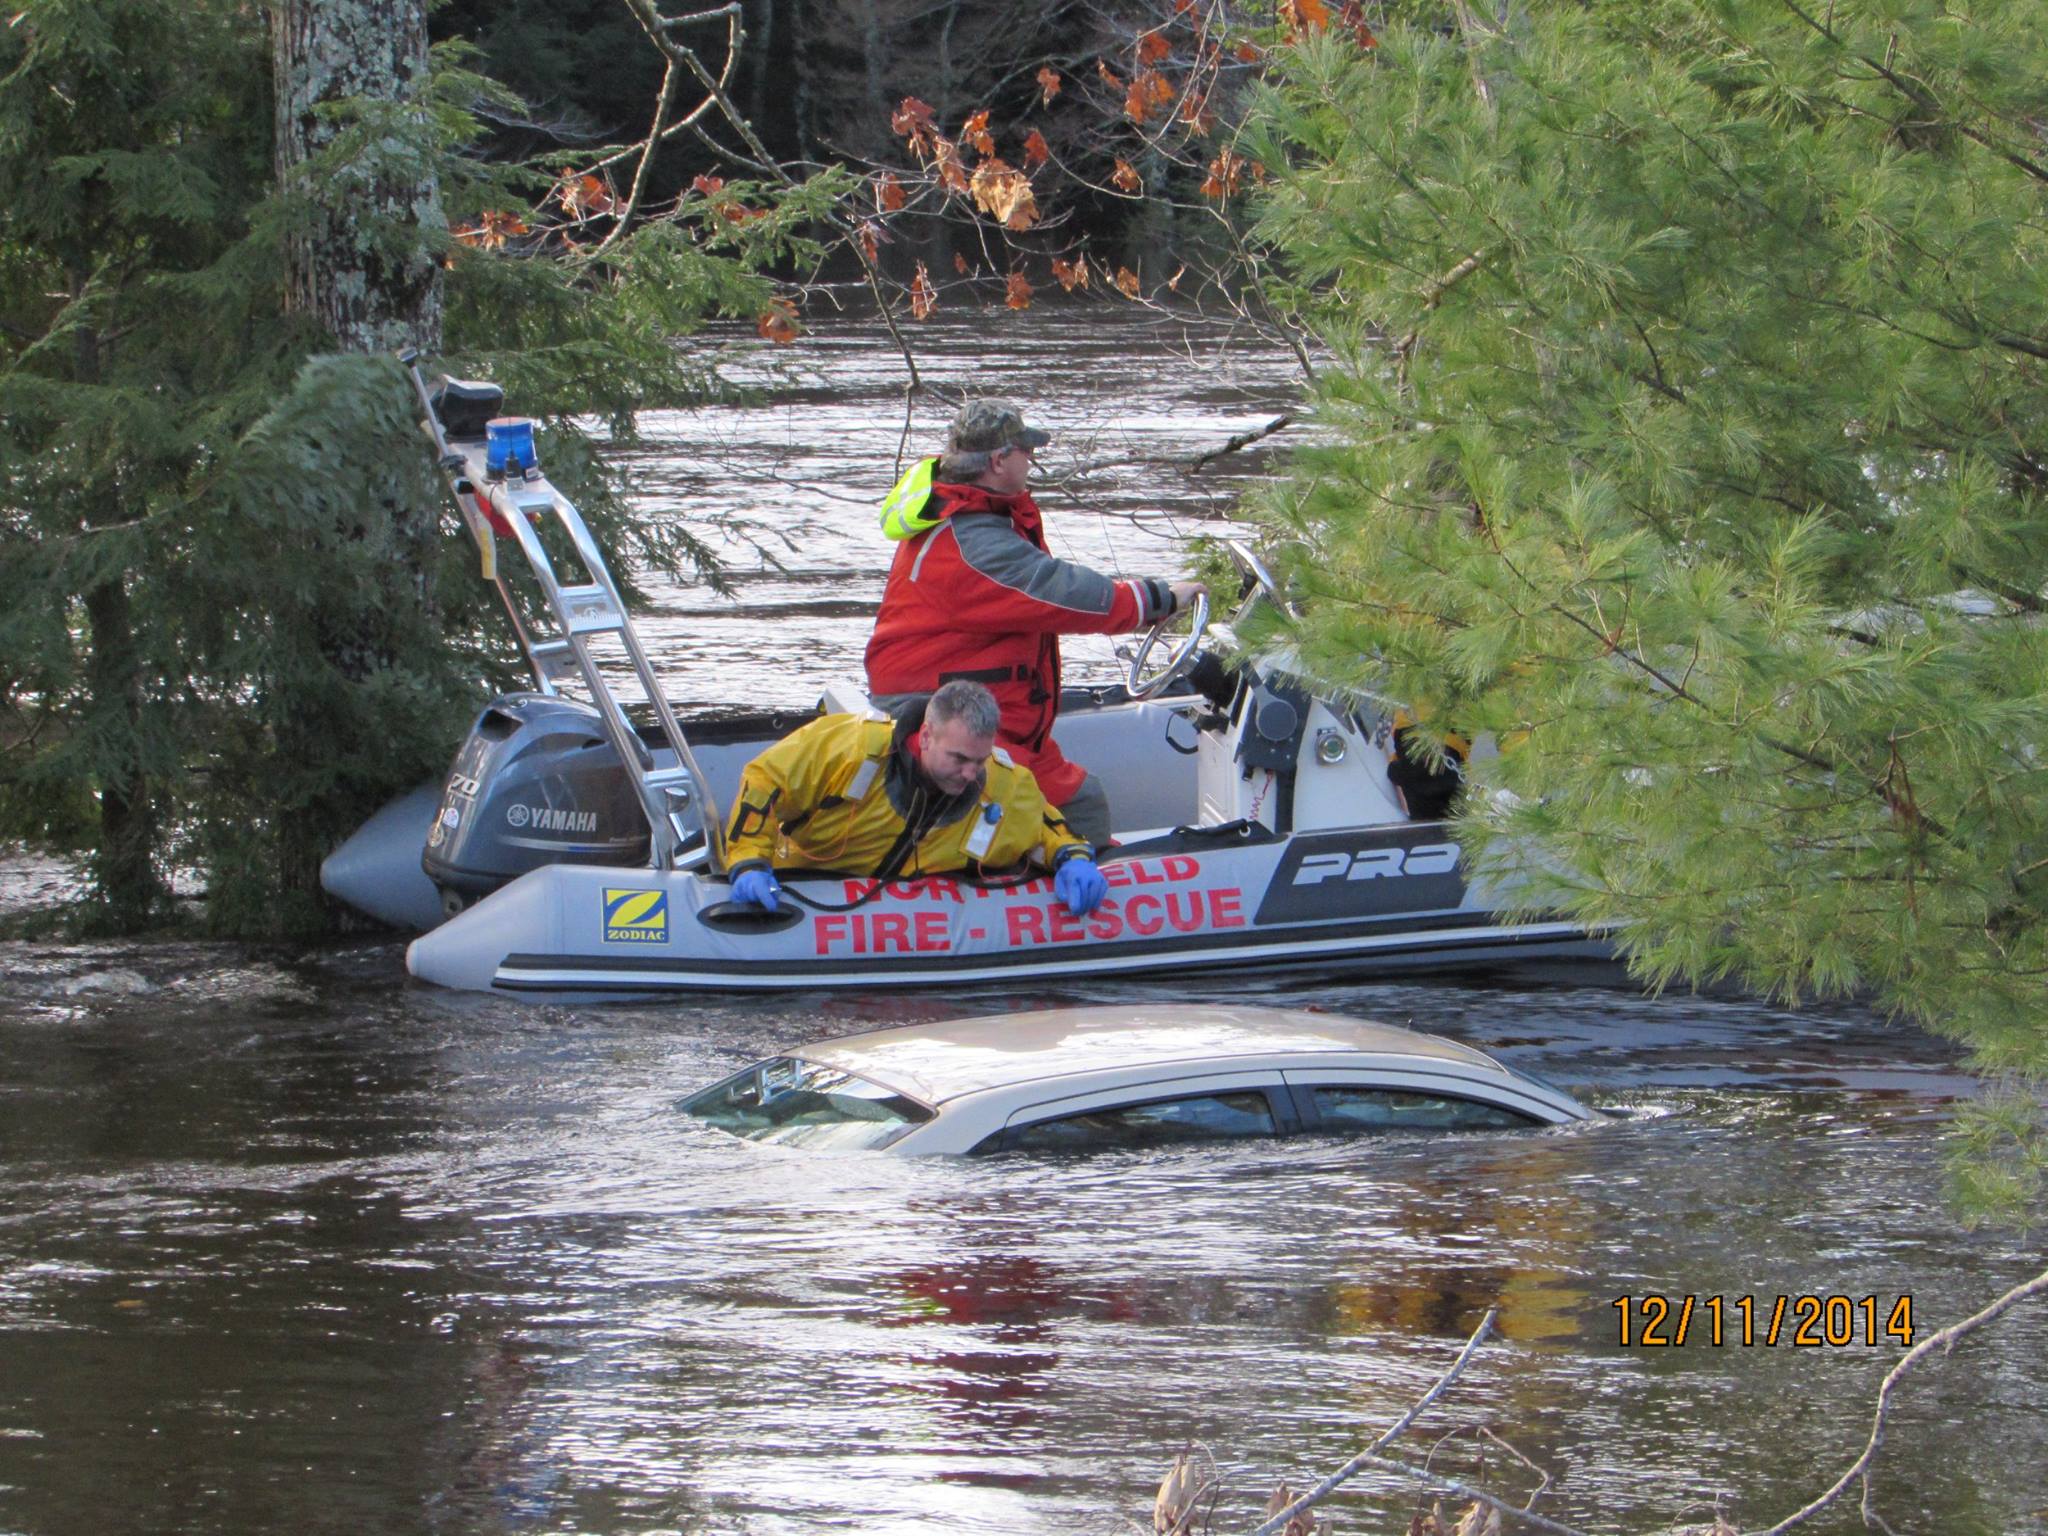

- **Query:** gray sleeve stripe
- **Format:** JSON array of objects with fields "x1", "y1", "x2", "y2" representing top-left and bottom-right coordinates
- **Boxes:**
[{"x1": 952, "y1": 513, "x2": 1122, "y2": 615}]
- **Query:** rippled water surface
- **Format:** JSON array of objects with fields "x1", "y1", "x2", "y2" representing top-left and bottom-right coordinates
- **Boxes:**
[{"x1": 2, "y1": 313, "x2": 2043, "y2": 1536}]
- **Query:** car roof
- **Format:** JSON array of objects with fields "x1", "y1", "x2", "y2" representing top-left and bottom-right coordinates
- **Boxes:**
[{"x1": 792, "y1": 1004, "x2": 1511, "y2": 1108}]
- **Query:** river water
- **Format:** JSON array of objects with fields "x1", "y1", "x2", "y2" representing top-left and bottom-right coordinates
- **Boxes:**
[{"x1": 2, "y1": 311, "x2": 2043, "y2": 1536}]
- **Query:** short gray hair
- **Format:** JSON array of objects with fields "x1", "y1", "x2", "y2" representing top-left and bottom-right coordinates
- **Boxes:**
[
  {"x1": 927, "y1": 679, "x2": 1001, "y2": 737},
  {"x1": 937, "y1": 448, "x2": 992, "y2": 481}
]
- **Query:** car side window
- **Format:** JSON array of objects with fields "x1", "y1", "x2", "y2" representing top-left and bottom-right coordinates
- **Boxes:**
[
  {"x1": 1310, "y1": 1086, "x2": 1536, "y2": 1132},
  {"x1": 1006, "y1": 1090, "x2": 1278, "y2": 1153}
]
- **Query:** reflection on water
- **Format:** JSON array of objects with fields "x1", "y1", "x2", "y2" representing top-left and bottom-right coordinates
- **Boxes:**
[
  {"x1": 3, "y1": 313, "x2": 2043, "y2": 1535},
  {"x1": 2, "y1": 945, "x2": 2038, "y2": 1536},
  {"x1": 602, "y1": 307, "x2": 1291, "y2": 713}
]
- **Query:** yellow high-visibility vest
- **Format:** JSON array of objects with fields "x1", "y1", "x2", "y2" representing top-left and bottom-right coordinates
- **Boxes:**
[{"x1": 878, "y1": 458, "x2": 940, "y2": 541}]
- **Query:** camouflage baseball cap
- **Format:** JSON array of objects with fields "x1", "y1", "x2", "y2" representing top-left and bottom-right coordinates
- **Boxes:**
[{"x1": 947, "y1": 398, "x2": 1051, "y2": 455}]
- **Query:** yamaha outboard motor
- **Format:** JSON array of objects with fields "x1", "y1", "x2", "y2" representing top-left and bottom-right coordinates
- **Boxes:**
[{"x1": 422, "y1": 694, "x2": 651, "y2": 914}]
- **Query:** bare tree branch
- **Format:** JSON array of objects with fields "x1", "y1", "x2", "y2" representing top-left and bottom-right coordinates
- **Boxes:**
[
  {"x1": 1248, "y1": 1308, "x2": 1510, "y2": 1536},
  {"x1": 1192, "y1": 413, "x2": 1291, "y2": 472},
  {"x1": 598, "y1": 58, "x2": 682, "y2": 249},
  {"x1": 1744, "y1": 1264, "x2": 2048, "y2": 1536}
]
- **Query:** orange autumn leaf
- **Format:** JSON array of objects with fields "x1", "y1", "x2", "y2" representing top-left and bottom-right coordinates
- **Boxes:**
[
  {"x1": 962, "y1": 108, "x2": 995, "y2": 157},
  {"x1": 1036, "y1": 65, "x2": 1062, "y2": 104},
  {"x1": 491, "y1": 208, "x2": 532, "y2": 239},
  {"x1": 1200, "y1": 147, "x2": 1248, "y2": 202},
  {"x1": 756, "y1": 298, "x2": 800, "y2": 345},
  {"x1": 1097, "y1": 59, "x2": 1125, "y2": 91},
  {"x1": 1179, "y1": 90, "x2": 1214, "y2": 135},
  {"x1": 452, "y1": 208, "x2": 529, "y2": 250},
  {"x1": 1168, "y1": 264, "x2": 1186, "y2": 292},
  {"x1": 1051, "y1": 254, "x2": 1090, "y2": 291},
  {"x1": 855, "y1": 220, "x2": 883, "y2": 264},
  {"x1": 1136, "y1": 27, "x2": 1170, "y2": 65},
  {"x1": 891, "y1": 96, "x2": 937, "y2": 157},
  {"x1": 876, "y1": 172, "x2": 907, "y2": 212},
  {"x1": 1174, "y1": 0, "x2": 1194, "y2": 10},
  {"x1": 1005, "y1": 270, "x2": 1034, "y2": 311},
  {"x1": 970, "y1": 156, "x2": 1039, "y2": 230},
  {"x1": 1124, "y1": 68, "x2": 1174, "y2": 125},
  {"x1": 953, "y1": 251, "x2": 971, "y2": 274},
  {"x1": 933, "y1": 137, "x2": 971, "y2": 195},
  {"x1": 1282, "y1": 0, "x2": 1330, "y2": 35},
  {"x1": 910, "y1": 262, "x2": 937, "y2": 320},
  {"x1": 1336, "y1": 0, "x2": 1378, "y2": 46},
  {"x1": 1234, "y1": 38, "x2": 1263, "y2": 63},
  {"x1": 1022, "y1": 128, "x2": 1052, "y2": 168},
  {"x1": 1115, "y1": 265, "x2": 1142, "y2": 298},
  {"x1": 691, "y1": 174, "x2": 725, "y2": 198},
  {"x1": 1112, "y1": 157, "x2": 1142, "y2": 193},
  {"x1": 557, "y1": 172, "x2": 617, "y2": 217}
]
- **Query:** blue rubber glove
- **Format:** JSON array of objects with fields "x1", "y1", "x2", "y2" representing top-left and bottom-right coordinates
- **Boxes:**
[
  {"x1": 731, "y1": 867, "x2": 782, "y2": 912},
  {"x1": 1054, "y1": 854, "x2": 1107, "y2": 917}
]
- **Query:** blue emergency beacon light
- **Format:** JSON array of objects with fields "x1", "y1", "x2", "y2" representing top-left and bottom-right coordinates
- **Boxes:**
[{"x1": 485, "y1": 417, "x2": 538, "y2": 478}]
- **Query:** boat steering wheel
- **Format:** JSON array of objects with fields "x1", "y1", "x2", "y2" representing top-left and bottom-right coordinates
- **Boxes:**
[
  {"x1": 1223, "y1": 538, "x2": 1296, "y2": 618},
  {"x1": 1126, "y1": 590, "x2": 1210, "y2": 701}
]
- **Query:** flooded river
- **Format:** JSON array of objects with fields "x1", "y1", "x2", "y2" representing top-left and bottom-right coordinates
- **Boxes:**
[{"x1": 2, "y1": 312, "x2": 2043, "y2": 1535}]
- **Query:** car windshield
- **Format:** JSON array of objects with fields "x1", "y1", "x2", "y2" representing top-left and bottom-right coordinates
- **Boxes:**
[{"x1": 681, "y1": 1057, "x2": 932, "y2": 1151}]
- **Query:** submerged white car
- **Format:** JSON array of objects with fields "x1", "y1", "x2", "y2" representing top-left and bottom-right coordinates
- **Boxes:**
[{"x1": 680, "y1": 1004, "x2": 1593, "y2": 1155}]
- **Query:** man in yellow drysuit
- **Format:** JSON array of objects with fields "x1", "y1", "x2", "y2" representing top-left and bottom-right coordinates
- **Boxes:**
[{"x1": 723, "y1": 680, "x2": 1108, "y2": 916}]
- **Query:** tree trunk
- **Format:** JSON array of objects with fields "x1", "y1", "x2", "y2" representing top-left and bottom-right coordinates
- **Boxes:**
[
  {"x1": 272, "y1": 0, "x2": 443, "y2": 354},
  {"x1": 81, "y1": 572, "x2": 161, "y2": 929},
  {"x1": 270, "y1": 0, "x2": 445, "y2": 928},
  {"x1": 71, "y1": 314, "x2": 163, "y2": 929}
]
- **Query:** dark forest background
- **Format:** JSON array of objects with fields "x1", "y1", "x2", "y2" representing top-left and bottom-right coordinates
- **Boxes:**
[{"x1": 437, "y1": 0, "x2": 1238, "y2": 280}]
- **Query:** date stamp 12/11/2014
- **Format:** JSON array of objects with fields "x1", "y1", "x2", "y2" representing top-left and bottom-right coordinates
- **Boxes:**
[{"x1": 1612, "y1": 1294, "x2": 1915, "y2": 1348}]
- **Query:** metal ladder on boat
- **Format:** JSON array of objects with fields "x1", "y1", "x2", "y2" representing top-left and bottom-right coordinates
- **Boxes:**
[{"x1": 401, "y1": 352, "x2": 726, "y2": 873}]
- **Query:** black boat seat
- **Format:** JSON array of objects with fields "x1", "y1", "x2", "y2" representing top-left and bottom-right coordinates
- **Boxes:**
[{"x1": 431, "y1": 377, "x2": 505, "y2": 440}]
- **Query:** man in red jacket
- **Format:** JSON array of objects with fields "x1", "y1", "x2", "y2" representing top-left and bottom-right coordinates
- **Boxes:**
[{"x1": 864, "y1": 399, "x2": 1205, "y2": 849}]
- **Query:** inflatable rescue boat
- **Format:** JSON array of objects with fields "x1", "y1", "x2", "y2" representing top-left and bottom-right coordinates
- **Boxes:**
[{"x1": 319, "y1": 360, "x2": 1610, "y2": 999}]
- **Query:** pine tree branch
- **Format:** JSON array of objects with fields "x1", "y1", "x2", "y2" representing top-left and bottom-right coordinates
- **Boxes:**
[
  {"x1": 1395, "y1": 248, "x2": 1491, "y2": 387},
  {"x1": 1992, "y1": 333, "x2": 2048, "y2": 363},
  {"x1": 1421, "y1": 248, "x2": 1489, "y2": 311},
  {"x1": 1473, "y1": 514, "x2": 1949, "y2": 828},
  {"x1": 1775, "y1": 0, "x2": 2048, "y2": 186}
]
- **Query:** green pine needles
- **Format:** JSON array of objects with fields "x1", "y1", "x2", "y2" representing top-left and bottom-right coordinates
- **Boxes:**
[
  {"x1": 0, "y1": 0, "x2": 835, "y2": 937},
  {"x1": 1245, "y1": 0, "x2": 2048, "y2": 1221}
]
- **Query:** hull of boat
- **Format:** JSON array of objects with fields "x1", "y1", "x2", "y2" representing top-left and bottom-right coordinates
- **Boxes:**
[{"x1": 406, "y1": 824, "x2": 1610, "y2": 999}]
